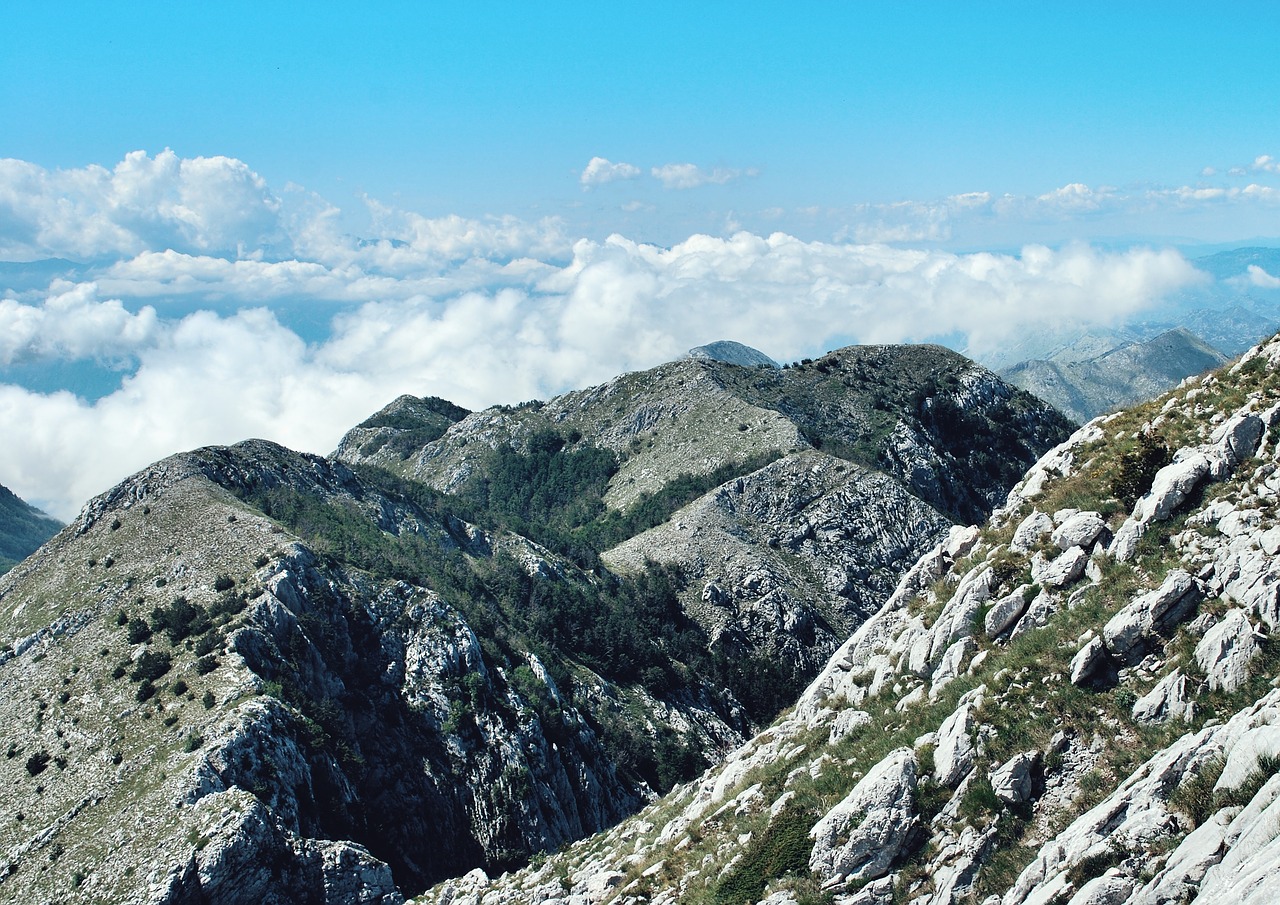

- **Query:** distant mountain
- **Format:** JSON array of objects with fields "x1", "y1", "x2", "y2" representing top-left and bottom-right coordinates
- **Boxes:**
[
  {"x1": 1000, "y1": 327, "x2": 1229, "y2": 424},
  {"x1": 686, "y1": 340, "x2": 778, "y2": 368},
  {"x1": 0, "y1": 482, "x2": 61, "y2": 573}
]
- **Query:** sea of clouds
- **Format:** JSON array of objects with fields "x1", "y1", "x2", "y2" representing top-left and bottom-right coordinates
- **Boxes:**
[{"x1": 2, "y1": 150, "x2": 1272, "y2": 519}]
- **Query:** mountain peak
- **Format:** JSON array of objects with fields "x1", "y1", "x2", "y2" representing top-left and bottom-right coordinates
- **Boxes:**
[{"x1": 686, "y1": 340, "x2": 778, "y2": 368}]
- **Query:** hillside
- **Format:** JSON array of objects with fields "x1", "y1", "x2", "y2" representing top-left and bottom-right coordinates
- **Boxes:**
[
  {"x1": 0, "y1": 344, "x2": 1068, "y2": 903},
  {"x1": 1001, "y1": 327, "x2": 1228, "y2": 424},
  {"x1": 429, "y1": 332, "x2": 1280, "y2": 905},
  {"x1": 0, "y1": 483, "x2": 61, "y2": 574}
]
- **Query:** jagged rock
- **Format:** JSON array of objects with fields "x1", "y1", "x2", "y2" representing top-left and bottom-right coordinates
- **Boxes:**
[
  {"x1": 1132, "y1": 808, "x2": 1234, "y2": 904},
  {"x1": 1032, "y1": 546, "x2": 1088, "y2": 589},
  {"x1": 1070, "y1": 636, "x2": 1110, "y2": 686},
  {"x1": 985, "y1": 585, "x2": 1032, "y2": 638},
  {"x1": 1132, "y1": 670, "x2": 1195, "y2": 724},
  {"x1": 809, "y1": 748, "x2": 918, "y2": 887},
  {"x1": 935, "y1": 699, "x2": 979, "y2": 788},
  {"x1": 1011, "y1": 511, "x2": 1053, "y2": 553},
  {"x1": 1051, "y1": 511, "x2": 1106, "y2": 552},
  {"x1": 1216, "y1": 724, "x2": 1280, "y2": 791},
  {"x1": 1102, "y1": 569, "x2": 1202, "y2": 664},
  {"x1": 928, "y1": 567, "x2": 993, "y2": 667},
  {"x1": 1008, "y1": 587, "x2": 1058, "y2": 640},
  {"x1": 989, "y1": 751, "x2": 1038, "y2": 806},
  {"x1": 1196, "y1": 609, "x2": 1259, "y2": 693}
]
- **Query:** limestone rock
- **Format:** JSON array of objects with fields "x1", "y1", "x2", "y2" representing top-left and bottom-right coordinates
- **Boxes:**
[
  {"x1": 1196, "y1": 609, "x2": 1259, "y2": 693},
  {"x1": 1070, "y1": 636, "x2": 1110, "y2": 686},
  {"x1": 809, "y1": 748, "x2": 918, "y2": 886},
  {"x1": 1067, "y1": 873, "x2": 1133, "y2": 905},
  {"x1": 1132, "y1": 670, "x2": 1195, "y2": 724},
  {"x1": 989, "y1": 751, "x2": 1039, "y2": 806},
  {"x1": 1102, "y1": 569, "x2": 1202, "y2": 664},
  {"x1": 935, "y1": 701, "x2": 978, "y2": 788},
  {"x1": 985, "y1": 584, "x2": 1031, "y2": 639},
  {"x1": 1011, "y1": 511, "x2": 1053, "y2": 553},
  {"x1": 1032, "y1": 546, "x2": 1088, "y2": 589},
  {"x1": 829, "y1": 709, "x2": 872, "y2": 745},
  {"x1": 1051, "y1": 511, "x2": 1106, "y2": 552}
]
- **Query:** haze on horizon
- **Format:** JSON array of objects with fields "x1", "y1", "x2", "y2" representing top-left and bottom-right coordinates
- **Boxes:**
[{"x1": 4, "y1": 2, "x2": 1280, "y2": 519}]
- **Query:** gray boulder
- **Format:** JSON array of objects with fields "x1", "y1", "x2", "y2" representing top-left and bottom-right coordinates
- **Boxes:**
[
  {"x1": 1051, "y1": 510, "x2": 1106, "y2": 552},
  {"x1": 1196, "y1": 609, "x2": 1259, "y2": 693},
  {"x1": 809, "y1": 748, "x2": 918, "y2": 886},
  {"x1": 989, "y1": 751, "x2": 1039, "y2": 806},
  {"x1": 1132, "y1": 670, "x2": 1195, "y2": 724}
]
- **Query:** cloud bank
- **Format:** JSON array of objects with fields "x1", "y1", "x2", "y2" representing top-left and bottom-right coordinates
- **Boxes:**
[{"x1": 5, "y1": 149, "x2": 1271, "y2": 519}]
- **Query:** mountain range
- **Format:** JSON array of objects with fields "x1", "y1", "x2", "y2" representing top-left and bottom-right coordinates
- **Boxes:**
[{"x1": 0, "y1": 342, "x2": 1070, "y2": 903}]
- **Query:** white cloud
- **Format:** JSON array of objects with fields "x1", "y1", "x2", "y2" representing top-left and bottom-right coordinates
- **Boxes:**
[
  {"x1": 0, "y1": 150, "x2": 283, "y2": 259},
  {"x1": 0, "y1": 282, "x2": 160, "y2": 365},
  {"x1": 1253, "y1": 154, "x2": 1280, "y2": 173},
  {"x1": 650, "y1": 163, "x2": 755, "y2": 190},
  {"x1": 580, "y1": 157, "x2": 641, "y2": 188},
  {"x1": 1248, "y1": 264, "x2": 1280, "y2": 288}
]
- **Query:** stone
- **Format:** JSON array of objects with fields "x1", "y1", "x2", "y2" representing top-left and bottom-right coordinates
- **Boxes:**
[
  {"x1": 1011, "y1": 510, "x2": 1053, "y2": 553},
  {"x1": 1067, "y1": 873, "x2": 1133, "y2": 905},
  {"x1": 989, "y1": 751, "x2": 1038, "y2": 806},
  {"x1": 1131, "y1": 670, "x2": 1195, "y2": 724},
  {"x1": 1133, "y1": 452, "x2": 1212, "y2": 523},
  {"x1": 935, "y1": 702, "x2": 977, "y2": 788},
  {"x1": 809, "y1": 748, "x2": 918, "y2": 886},
  {"x1": 1196, "y1": 609, "x2": 1260, "y2": 693},
  {"x1": 829, "y1": 709, "x2": 872, "y2": 745},
  {"x1": 1033, "y1": 546, "x2": 1089, "y2": 589},
  {"x1": 1070, "y1": 637, "x2": 1110, "y2": 687},
  {"x1": 985, "y1": 585, "x2": 1031, "y2": 638},
  {"x1": 1051, "y1": 511, "x2": 1106, "y2": 552},
  {"x1": 1102, "y1": 570, "x2": 1201, "y2": 665}
]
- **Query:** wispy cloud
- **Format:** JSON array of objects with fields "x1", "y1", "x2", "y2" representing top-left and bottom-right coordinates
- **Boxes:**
[{"x1": 650, "y1": 163, "x2": 756, "y2": 190}]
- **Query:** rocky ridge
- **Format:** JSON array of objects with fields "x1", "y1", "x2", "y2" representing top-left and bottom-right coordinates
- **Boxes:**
[{"x1": 421, "y1": 332, "x2": 1280, "y2": 905}]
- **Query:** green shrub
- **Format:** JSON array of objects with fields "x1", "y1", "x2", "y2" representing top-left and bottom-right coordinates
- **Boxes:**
[
  {"x1": 712, "y1": 802, "x2": 817, "y2": 904},
  {"x1": 24, "y1": 751, "x2": 50, "y2": 776}
]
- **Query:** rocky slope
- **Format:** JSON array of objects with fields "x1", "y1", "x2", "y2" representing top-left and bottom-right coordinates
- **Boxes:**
[
  {"x1": 0, "y1": 344, "x2": 1069, "y2": 904},
  {"x1": 0, "y1": 483, "x2": 61, "y2": 574},
  {"x1": 423, "y1": 331, "x2": 1280, "y2": 905},
  {"x1": 1000, "y1": 327, "x2": 1228, "y2": 424}
]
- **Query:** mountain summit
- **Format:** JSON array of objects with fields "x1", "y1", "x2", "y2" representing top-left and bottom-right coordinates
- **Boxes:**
[{"x1": 686, "y1": 341, "x2": 779, "y2": 368}]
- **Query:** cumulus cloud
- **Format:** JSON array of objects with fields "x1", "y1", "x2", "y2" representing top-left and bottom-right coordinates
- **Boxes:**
[
  {"x1": 1254, "y1": 155, "x2": 1280, "y2": 173},
  {"x1": 0, "y1": 282, "x2": 160, "y2": 365},
  {"x1": 580, "y1": 157, "x2": 641, "y2": 188},
  {"x1": 0, "y1": 150, "x2": 283, "y2": 259},
  {"x1": 650, "y1": 163, "x2": 755, "y2": 190}
]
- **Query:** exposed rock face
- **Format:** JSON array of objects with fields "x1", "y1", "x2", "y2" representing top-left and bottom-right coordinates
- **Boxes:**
[{"x1": 686, "y1": 339, "x2": 779, "y2": 368}]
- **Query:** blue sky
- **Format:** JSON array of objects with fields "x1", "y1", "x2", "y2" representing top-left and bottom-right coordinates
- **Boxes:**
[
  {"x1": 4, "y1": 2, "x2": 1280, "y2": 518},
  {"x1": 8, "y1": 2, "x2": 1280, "y2": 245}
]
